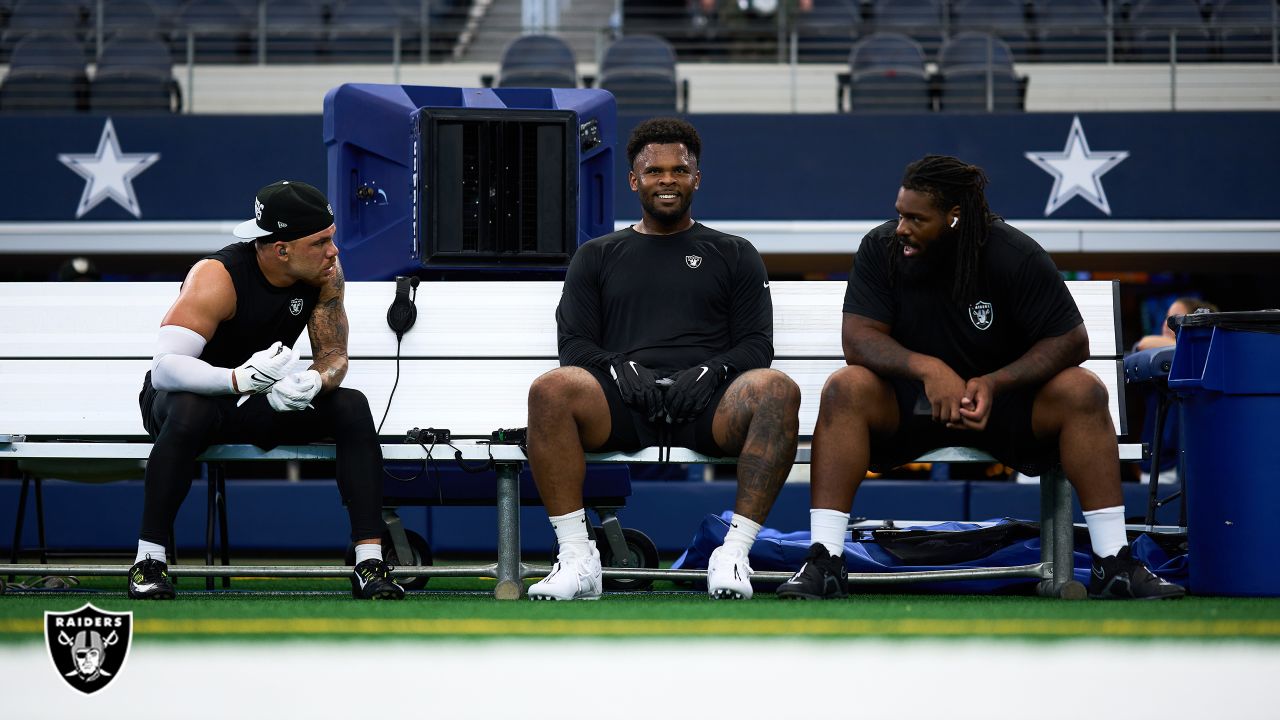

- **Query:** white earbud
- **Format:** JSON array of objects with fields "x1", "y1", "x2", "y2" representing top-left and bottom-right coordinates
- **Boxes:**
[{"x1": 950, "y1": 216, "x2": 959, "y2": 228}]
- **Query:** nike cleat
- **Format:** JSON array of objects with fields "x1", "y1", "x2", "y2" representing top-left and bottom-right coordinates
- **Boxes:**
[
  {"x1": 351, "y1": 559, "x2": 405, "y2": 600},
  {"x1": 706, "y1": 544, "x2": 754, "y2": 600},
  {"x1": 529, "y1": 543, "x2": 603, "y2": 601},
  {"x1": 127, "y1": 557, "x2": 175, "y2": 600},
  {"x1": 1089, "y1": 545, "x2": 1185, "y2": 600},
  {"x1": 776, "y1": 544, "x2": 849, "y2": 600}
]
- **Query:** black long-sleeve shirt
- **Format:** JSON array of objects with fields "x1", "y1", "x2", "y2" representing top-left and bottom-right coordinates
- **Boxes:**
[{"x1": 557, "y1": 223, "x2": 774, "y2": 376}]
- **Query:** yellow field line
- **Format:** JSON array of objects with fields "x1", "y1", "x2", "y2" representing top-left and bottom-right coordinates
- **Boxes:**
[{"x1": 3, "y1": 617, "x2": 1280, "y2": 638}]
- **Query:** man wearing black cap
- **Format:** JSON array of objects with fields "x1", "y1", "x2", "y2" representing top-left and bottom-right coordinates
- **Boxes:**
[{"x1": 128, "y1": 180, "x2": 403, "y2": 600}]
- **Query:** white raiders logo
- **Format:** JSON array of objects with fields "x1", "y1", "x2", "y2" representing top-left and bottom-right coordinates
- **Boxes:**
[
  {"x1": 289, "y1": 298, "x2": 304, "y2": 316},
  {"x1": 45, "y1": 603, "x2": 132, "y2": 695},
  {"x1": 685, "y1": 255, "x2": 702, "y2": 269},
  {"x1": 968, "y1": 301, "x2": 994, "y2": 330}
]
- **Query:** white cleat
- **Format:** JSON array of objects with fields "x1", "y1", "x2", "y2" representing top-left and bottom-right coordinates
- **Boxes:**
[
  {"x1": 707, "y1": 544, "x2": 754, "y2": 600},
  {"x1": 528, "y1": 543, "x2": 603, "y2": 601}
]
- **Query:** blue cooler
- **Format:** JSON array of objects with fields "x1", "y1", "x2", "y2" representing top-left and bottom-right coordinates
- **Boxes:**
[{"x1": 1169, "y1": 310, "x2": 1280, "y2": 596}]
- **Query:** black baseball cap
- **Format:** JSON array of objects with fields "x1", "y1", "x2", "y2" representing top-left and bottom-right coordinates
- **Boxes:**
[{"x1": 233, "y1": 180, "x2": 334, "y2": 242}]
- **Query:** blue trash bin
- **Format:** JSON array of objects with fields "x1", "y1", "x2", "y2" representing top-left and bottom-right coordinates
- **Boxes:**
[{"x1": 1169, "y1": 310, "x2": 1280, "y2": 596}]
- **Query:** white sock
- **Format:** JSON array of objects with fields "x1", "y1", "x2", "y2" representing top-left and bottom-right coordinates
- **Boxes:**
[
  {"x1": 1082, "y1": 505, "x2": 1128, "y2": 558},
  {"x1": 810, "y1": 509, "x2": 850, "y2": 558},
  {"x1": 135, "y1": 540, "x2": 167, "y2": 565},
  {"x1": 354, "y1": 543, "x2": 383, "y2": 565},
  {"x1": 550, "y1": 509, "x2": 591, "y2": 557},
  {"x1": 722, "y1": 513, "x2": 762, "y2": 554}
]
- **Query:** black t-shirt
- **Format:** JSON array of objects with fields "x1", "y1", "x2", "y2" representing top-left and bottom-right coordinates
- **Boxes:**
[
  {"x1": 557, "y1": 222, "x2": 774, "y2": 376},
  {"x1": 843, "y1": 219, "x2": 1082, "y2": 380},
  {"x1": 197, "y1": 241, "x2": 319, "y2": 369}
]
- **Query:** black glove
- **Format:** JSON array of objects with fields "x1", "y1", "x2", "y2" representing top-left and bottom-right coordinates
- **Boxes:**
[
  {"x1": 609, "y1": 357, "x2": 664, "y2": 422},
  {"x1": 663, "y1": 363, "x2": 729, "y2": 423}
]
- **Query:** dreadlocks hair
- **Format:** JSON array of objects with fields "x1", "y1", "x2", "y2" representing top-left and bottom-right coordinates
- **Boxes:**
[
  {"x1": 626, "y1": 117, "x2": 702, "y2": 170},
  {"x1": 894, "y1": 155, "x2": 997, "y2": 303}
]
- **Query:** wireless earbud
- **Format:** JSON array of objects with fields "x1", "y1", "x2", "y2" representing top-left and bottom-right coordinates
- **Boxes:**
[
  {"x1": 950, "y1": 216, "x2": 959, "y2": 228},
  {"x1": 278, "y1": 247, "x2": 287, "y2": 256}
]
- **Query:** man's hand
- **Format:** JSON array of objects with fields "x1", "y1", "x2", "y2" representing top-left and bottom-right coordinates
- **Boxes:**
[
  {"x1": 921, "y1": 361, "x2": 968, "y2": 426},
  {"x1": 663, "y1": 363, "x2": 728, "y2": 423},
  {"x1": 956, "y1": 375, "x2": 996, "y2": 431},
  {"x1": 232, "y1": 342, "x2": 294, "y2": 395},
  {"x1": 610, "y1": 357, "x2": 664, "y2": 422},
  {"x1": 267, "y1": 370, "x2": 322, "y2": 412}
]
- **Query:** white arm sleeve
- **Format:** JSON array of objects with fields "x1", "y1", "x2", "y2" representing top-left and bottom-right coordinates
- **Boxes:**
[{"x1": 151, "y1": 324, "x2": 234, "y2": 395}]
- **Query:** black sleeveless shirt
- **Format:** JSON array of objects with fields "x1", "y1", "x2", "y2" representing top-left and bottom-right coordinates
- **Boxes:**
[{"x1": 197, "y1": 242, "x2": 320, "y2": 368}]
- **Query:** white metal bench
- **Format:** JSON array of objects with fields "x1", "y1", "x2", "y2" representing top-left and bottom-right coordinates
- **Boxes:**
[{"x1": 0, "y1": 279, "x2": 1138, "y2": 599}]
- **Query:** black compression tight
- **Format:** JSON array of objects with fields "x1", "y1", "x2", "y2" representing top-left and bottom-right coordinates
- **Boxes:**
[{"x1": 138, "y1": 385, "x2": 384, "y2": 546}]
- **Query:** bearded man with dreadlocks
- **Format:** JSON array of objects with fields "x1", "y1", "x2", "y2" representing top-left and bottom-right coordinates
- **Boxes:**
[{"x1": 777, "y1": 155, "x2": 1185, "y2": 601}]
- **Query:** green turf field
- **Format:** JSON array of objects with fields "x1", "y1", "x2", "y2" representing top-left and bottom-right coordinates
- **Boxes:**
[{"x1": 4, "y1": 569, "x2": 1279, "y2": 643}]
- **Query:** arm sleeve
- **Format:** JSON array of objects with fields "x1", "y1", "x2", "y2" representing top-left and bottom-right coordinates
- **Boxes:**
[
  {"x1": 1010, "y1": 248, "x2": 1084, "y2": 340},
  {"x1": 556, "y1": 243, "x2": 618, "y2": 370},
  {"x1": 151, "y1": 324, "x2": 235, "y2": 394},
  {"x1": 842, "y1": 231, "x2": 895, "y2": 325},
  {"x1": 706, "y1": 241, "x2": 774, "y2": 372}
]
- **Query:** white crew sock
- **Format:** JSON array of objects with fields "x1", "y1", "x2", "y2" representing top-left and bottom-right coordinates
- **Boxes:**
[
  {"x1": 134, "y1": 540, "x2": 168, "y2": 565},
  {"x1": 722, "y1": 513, "x2": 762, "y2": 554},
  {"x1": 550, "y1": 509, "x2": 591, "y2": 557},
  {"x1": 354, "y1": 543, "x2": 383, "y2": 565},
  {"x1": 1082, "y1": 505, "x2": 1128, "y2": 558},
  {"x1": 810, "y1": 509, "x2": 850, "y2": 558}
]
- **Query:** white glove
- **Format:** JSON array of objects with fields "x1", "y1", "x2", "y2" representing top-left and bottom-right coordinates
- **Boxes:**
[
  {"x1": 232, "y1": 342, "x2": 295, "y2": 395},
  {"x1": 267, "y1": 369, "x2": 322, "y2": 412}
]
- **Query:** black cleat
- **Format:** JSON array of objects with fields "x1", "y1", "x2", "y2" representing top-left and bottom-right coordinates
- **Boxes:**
[
  {"x1": 127, "y1": 557, "x2": 175, "y2": 600},
  {"x1": 776, "y1": 544, "x2": 849, "y2": 600},
  {"x1": 1089, "y1": 545, "x2": 1186, "y2": 600},
  {"x1": 351, "y1": 559, "x2": 405, "y2": 600}
]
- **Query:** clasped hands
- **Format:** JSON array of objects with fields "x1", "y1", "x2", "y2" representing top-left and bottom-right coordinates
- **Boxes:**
[
  {"x1": 232, "y1": 341, "x2": 322, "y2": 412},
  {"x1": 609, "y1": 357, "x2": 727, "y2": 424},
  {"x1": 922, "y1": 362, "x2": 995, "y2": 431}
]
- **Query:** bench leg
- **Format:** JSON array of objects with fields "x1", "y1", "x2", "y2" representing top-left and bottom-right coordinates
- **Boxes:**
[
  {"x1": 1038, "y1": 465, "x2": 1086, "y2": 599},
  {"x1": 204, "y1": 464, "x2": 216, "y2": 591},
  {"x1": 216, "y1": 470, "x2": 230, "y2": 589},
  {"x1": 382, "y1": 509, "x2": 414, "y2": 565},
  {"x1": 493, "y1": 461, "x2": 523, "y2": 600},
  {"x1": 33, "y1": 476, "x2": 47, "y2": 565}
]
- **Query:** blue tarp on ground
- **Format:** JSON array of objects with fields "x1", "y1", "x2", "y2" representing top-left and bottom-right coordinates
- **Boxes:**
[{"x1": 673, "y1": 511, "x2": 1188, "y2": 594}]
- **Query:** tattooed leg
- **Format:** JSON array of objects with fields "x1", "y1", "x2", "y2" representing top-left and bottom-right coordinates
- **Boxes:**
[{"x1": 712, "y1": 369, "x2": 801, "y2": 524}]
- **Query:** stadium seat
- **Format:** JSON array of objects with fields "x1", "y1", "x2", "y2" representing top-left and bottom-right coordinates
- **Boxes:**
[
  {"x1": 100, "y1": 0, "x2": 165, "y2": 39},
  {"x1": 1213, "y1": 0, "x2": 1278, "y2": 60},
  {"x1": 173, "y1": 0, "x2": 253, "y2": 63},
  {"x1": 264, "y1": 0, "x2": 329, "y2": 62},
  {"x1": 951, "y1": 0, "x2": 1034, "y2": 59},
  {"x1": 1123, "y1": 0, "x2": 1215, "y2": 60},
  {"x1": 328, "y1": 0, "x2": 416, "y2": 63},
  {"x1": 599, "y1": 34, "x2": 683, "y2": 114},
  {"x1": 90, "y1": 33, "x2": 181, "y2": 113},
  {"x1": 0, "y1": 0, "x2": 84, "y2": 63},
  {"x1": 937, "y1": 31, "x2": 1026, "y2": 111},
  {"x1": 871, "y1": 0, "x2": 946, "y2": 55},
  {"x1": 840, "y1": 31, "x2": 933, "y2": 111},
  {"x1": 0, "y1": 32, "x2": 88, "y2": 112},
  {"x1": 795, "y1": 0, "x2": 862, "y2": 62},
  {"x1": 1034, "y1": 0, "x2": 1112, "y2": 61},
  {"x1": 495, "y1": 34, "x2": 577, "y2": 88}
]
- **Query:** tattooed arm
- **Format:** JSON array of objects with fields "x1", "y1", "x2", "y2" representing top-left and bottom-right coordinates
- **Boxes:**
[{"x1": 306, "y1": 258, "x2": 349, "y2": 393}]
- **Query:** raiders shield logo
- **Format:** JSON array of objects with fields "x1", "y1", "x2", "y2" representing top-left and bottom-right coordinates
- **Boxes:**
[
  {"x1": 685, "y1": 255, "x2": 702, "y2": 269},
  {"x1": 45, "y1": 603, "x2": 132, "y2": 695},
  {"x1": 289, "y1": 298, "x2": 304, "y2": 316},
  {"x1": 968, "y1": 301, "x2": 994, "y2": 330}
]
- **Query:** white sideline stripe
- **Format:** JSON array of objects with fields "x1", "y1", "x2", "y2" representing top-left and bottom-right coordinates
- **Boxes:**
[{"x1": 2, "y1": 638, "x2": 1277, "y2": 718}]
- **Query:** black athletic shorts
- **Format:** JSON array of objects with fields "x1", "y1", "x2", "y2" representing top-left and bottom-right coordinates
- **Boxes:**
[
  {"x1": 584, "y1": 366, "x2": 734, "y2": 458},
  {"x1": 870, "y1": 377, "x2": 1058, "y2": 476}
]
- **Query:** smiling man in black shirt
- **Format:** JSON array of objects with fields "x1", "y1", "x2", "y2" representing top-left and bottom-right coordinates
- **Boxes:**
[
  {"x1": 778, "y1": 155, "x2": 1184, "y2": 601},
  {"x1": 526, "y1": 118, "x2": 801, "y2": 601}
]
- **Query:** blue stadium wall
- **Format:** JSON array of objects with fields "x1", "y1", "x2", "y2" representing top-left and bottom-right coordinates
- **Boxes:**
[{"x1": 2, "y1": 112, "x2": 1278, "y2": 222}]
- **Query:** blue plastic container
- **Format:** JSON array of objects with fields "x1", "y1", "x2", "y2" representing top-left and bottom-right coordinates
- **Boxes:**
[{"x1": 1169, "y1": 311, "x2": 1280, "y2": 596}]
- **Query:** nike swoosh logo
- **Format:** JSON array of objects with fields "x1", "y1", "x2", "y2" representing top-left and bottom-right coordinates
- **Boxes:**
[
  {"x1": 355, "y1": 571, "x2": 368, "y2": 589},
  {"x1": 250, "y1": 371, "x2": 277, "y2": 385},
  {"x1": 132, "y1": 582, "x2": 158, "y2": 592},
  {"x1": 696, "y1": 366, "x2": 709, "y2": 382},
  {"x1": 762, "y1": 281, "x2": 770, "y2": 288},
  {"x1": 1093, "y1": 565, "x2": 1107, "y2": 580},
  {"x1": 628, "y1": 361, "x2": 639, "y2": 375}
]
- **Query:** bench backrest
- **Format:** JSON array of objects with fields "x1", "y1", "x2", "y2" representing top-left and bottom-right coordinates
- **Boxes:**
[{"x1": 0, "y1": 280, "x2": 1124, "y2": 439}]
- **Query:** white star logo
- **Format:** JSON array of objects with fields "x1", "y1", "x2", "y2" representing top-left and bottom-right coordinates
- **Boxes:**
[
  {"x1": 58, "y1": 118, "x2": 161, "y2": 219},
  {"x1": 1024, "y1": 115, "x2": 1128, "y2": 216}
]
